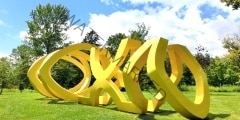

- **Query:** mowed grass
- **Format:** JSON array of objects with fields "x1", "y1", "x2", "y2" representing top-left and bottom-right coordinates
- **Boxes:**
[{"x1": 0, "y1": 89, "x2": 239, "y2": 120}]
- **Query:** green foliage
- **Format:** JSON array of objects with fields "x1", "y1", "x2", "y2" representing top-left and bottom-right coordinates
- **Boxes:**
[
  {"x1": 105, "y1": 23, "x2": 152, "y2": 90},
  {"x1": 82, "y1": 30, "x2": 102, "y2": 47},
  {"x1": 26, "y1": 3, "x2": 71, "y2": 56},
  {"x1": 51, "y1": 60, "x2": 84, "y2": 89},
  {"x1": 206, "y1": 58, "x2": 240, "y2": 87},
  {"x1": 178, "y1": 84, "x2": 190, "y2": 91},
  {"x1": 179, "y1": 45, "x2": 212, "y2": 86},
  {"x1": 128, "y1": 23, "x2": 152, "y2": 90},
  {"x1": 81, "y1": 29, "x2": 107, "y2": 85},
  {"x1": 194, "y1": 45, "x2": 212, "y2": 70},
  {"x1": 129, "y1": 22, "x2": 150, "y2": 42},
  {"x1": 0, "y1": 57, "x2": 11, "y2": 94},
  {"x1": 222, "y1": 34, "x2": 240, "y2": 67},
  {"x1": 209, "y1": 85, "x2": 240, "y2": 92},
  {"x1": 207, "y1": 58, "x2": 227, "y2": 87},
  {"x1": 181, "y1": 65, "x2": 194, "y2": 85},
  {"x1": 223, "y1": 34, "x2": 240, "y2": 51},
  {"x1": 221, "y1": 0, "x2": 240, "y2": 10},
  {"x1": 107, "y1": 33, "x2": 127, "y2": 55},
  {"x1": 17, "y1": 4, "x2": 76, "y2": 89},
  {"x1": 10, "y1": 45, "x2": 35, "y2": 89}
]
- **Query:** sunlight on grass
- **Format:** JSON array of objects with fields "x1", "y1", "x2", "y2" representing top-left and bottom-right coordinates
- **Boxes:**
[{"x1": 0, "y1": 89, "x2": 239, "y2": 120}]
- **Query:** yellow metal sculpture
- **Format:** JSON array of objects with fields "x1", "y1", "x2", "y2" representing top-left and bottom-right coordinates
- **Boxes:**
[{"x1": 27, "y1": 37, "x2": 210, "y2": 119}]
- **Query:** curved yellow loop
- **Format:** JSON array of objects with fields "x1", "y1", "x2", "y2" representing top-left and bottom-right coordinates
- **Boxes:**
[
  {"x1": 61, "y1": 51, "x2": 91, "y2": 93},
  {"x1": 122, "y1": 38, "x2": 185, "y2": 113},
  {"x1": 122, "y1": 40, "x2": 154, "y2": 112},
  {"x1": 39, "y1": 43, "x2": 94, "y2": 101},
  {"x1": 60, "y1": 55, "x2": 91, "y2": 93},
  {"x1": 89, "y1": 39, "x2": 144, "y2": 113},
  {"x1": 147, "y1": 38, "x2": 210, "y2": 119},
  {"x1": 27, "y1": 55, "x2": 55, "y2": 98},
  {"x1": 90, "y1": 38, "x2": 141, "y2": 80}
]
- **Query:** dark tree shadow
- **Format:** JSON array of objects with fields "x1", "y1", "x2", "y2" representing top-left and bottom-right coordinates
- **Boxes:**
[{"x1": 203, "y1": 113, "x2": 231, "y2": 120}]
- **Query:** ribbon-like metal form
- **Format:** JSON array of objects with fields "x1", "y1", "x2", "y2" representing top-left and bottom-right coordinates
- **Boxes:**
[{"x1": 27, "y1": 38, "x2": 210, "y2": 119}]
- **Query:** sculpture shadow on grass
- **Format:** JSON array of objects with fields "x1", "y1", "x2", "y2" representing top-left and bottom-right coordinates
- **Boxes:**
[
  {"x1": 47, "y1": 99, "x2": 78, "y2": 105},
  {"x1": 35, "y1": 97, "x2": 58, "y2": 101},
  {"x1": 137, "y1": 110, "x2": 177, "y2": 120},
  {"x1": 137, "y1": 112, "x2": 231, "y2": 120},
  {"x1": 204, "y1": 113, "x2": 231, "y2": 120}
]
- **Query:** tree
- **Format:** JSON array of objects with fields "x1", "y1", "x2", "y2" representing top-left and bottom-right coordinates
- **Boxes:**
[
  {"x1": 181, "y1": 66, "x2": 194, "y2": 86},
  {"x1": 128, "y1": 23, "x2": 151, "y2": 90},
  {"x1": 221, "y1": 0, "x2": 240, "y2": 10},
  {"x1": 204, "y1": 34, "x2": 240, "y2": 87},
  {"x1": 82, "y1": 30, "x2": 102, "y2": 47},
  {"x1": 105, "y1": 23, "x2": 151, "y2": 90},
  {"x1": 206, "y1": 58, "x2": 225, "y2": 87},
  {"x1": 0, "y1": 57, "x2": 11, "y2": 94},
  {"x1": 129, "y1": 22, "x2": 150, "y2": 42},
  {"x1": 222, "y1": 34, "x2": 240, "y2": 85},
  {"x1": 106, "y1": 33, "x2": 127, "y2": 55},
  {"x1": 81, "y1": 29, "x2": 108, "y2": 85},
  {"x1": 106, "y1": 23, "x2": 149, "y2": 57},
  {"x1": 24, "y1": 4, "x2": 81, "y2": 89},
  {"x1": 26, "y1": 3, "x2": 71, "y2": 56},
  {"x1": 10, "y1": 45, "x2": 34, "y2": 90},
  {"x1": 179, "y1": 45, "x2": 212, "y2": 86},
  {"x1": 194, "y1": 45, "x2": 212, "y2": 70},
  {"x1": 222, "y1": 34, "x2": 240, "y2": 67},
  {"x1": 206, "y1": 57, "x2": 240, "y2": 87}
]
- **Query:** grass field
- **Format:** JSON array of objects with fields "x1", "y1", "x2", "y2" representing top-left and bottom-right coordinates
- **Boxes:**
[{"x1": 0, "y1": 89, "x2": 239, "y2": 120}]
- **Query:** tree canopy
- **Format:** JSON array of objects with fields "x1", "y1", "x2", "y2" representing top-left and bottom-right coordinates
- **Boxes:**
[
  {"x1": 26, "y1": 3, "x2": 71, "y2": 56},
  {"x1": 221, "y1": 0, "x2": 240, "y2": 10},
  {"x1": 222, "y1": 34, "x2": 240, "y2": 66}
]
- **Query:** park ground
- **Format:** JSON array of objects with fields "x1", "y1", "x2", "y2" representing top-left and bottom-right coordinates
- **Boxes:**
[{"x1": 0, "y1": 89, "x2": 239, "y2": 120}]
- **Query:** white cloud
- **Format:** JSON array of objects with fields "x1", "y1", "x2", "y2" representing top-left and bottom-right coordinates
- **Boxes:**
[
  {"x1": 88, "y1": 10, "x2": 146, "y2": 40},
  {"x1": 19, "y1": 31, "x2": 29, "y2": 41},
  {"x1": 87, "y1": 0, "x2": 240, "y2": 57},
  {"x1": 60, "y1": 21, "x2": 93, "y2": 44}
]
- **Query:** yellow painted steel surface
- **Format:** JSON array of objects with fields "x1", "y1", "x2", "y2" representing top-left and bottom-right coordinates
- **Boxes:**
[{"x1": 27, "y1": 38, "x2": 210, "y2": 119}]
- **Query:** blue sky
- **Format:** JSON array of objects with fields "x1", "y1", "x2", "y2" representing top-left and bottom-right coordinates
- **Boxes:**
[
  {"x1": 0, "y1": 0, "x2": 116, "y2": 56},
  {"x1": 0, "y1": 0, "x2": 240, "y2": 57}
]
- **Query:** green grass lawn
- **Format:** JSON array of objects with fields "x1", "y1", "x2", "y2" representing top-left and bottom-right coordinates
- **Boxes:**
[{"x1": 0, "y1": 89, "x2": 239, "y2": 120}]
